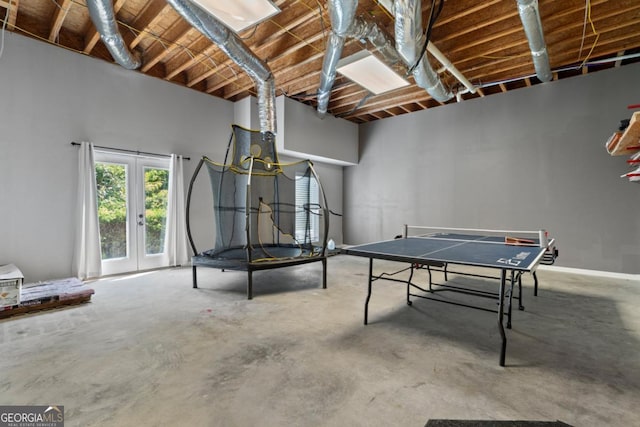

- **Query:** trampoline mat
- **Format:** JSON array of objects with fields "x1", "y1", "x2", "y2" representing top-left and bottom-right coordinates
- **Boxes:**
[{"x1": 193, "y1": 245, "x2": 321, "y2": 270}]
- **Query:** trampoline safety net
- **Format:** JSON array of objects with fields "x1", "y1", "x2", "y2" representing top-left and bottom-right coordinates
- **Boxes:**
[{"x1": 187, "y1": 125, "x2": 329, "y2": 266}]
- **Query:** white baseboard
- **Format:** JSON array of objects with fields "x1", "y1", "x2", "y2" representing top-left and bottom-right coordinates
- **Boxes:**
[{"x1": 538, "y1": 264, "x2": 639, "y2": 281}]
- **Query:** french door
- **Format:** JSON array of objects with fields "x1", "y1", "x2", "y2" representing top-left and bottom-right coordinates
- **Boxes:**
[{"x1": 94, "y1": 151, "x2": 171, "y2": 275}]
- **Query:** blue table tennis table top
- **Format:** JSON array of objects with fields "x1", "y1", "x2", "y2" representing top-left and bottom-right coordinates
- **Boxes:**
[{"x1": 343, "y1": 233, "x2": 548, "y2": 271}]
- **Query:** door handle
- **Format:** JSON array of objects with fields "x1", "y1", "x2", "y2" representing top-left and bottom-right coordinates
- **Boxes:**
[{"x1": 138, "y1": 220, "x2": 144, "y2": 226}]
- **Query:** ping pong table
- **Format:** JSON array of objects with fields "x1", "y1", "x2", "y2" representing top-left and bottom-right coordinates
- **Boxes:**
[{"x1": 342, "y1": 225, "x2": 558, "y2": 366}]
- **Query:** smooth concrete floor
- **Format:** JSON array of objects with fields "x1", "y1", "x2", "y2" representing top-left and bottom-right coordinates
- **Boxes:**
[{"x1": 1, "y1": 255, "x2": 639, "y2": 426}]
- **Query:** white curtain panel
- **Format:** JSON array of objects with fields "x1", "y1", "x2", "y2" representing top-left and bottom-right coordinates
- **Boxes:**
[
  {"x1": 165, "y1": 154, "x2": 189, "y2": 266},
  {"x1": 73, "y1": 142, "x2": 102, "y2": 279}
]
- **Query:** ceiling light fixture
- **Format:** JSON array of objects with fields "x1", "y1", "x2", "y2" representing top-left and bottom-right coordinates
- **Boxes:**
[
  {"x1": 189, "y1": 0, "x2": 281, "y2": 33},
  {"x1": 336, "y1": 51, "x2": 410, "y2": 95}
]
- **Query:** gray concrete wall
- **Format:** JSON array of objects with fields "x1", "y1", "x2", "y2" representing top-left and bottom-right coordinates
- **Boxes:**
[
  {"x1": 0, "y1": 33, "x2": 236, "y2": 281},
  {"x1": 276, "y1": 96, "x2": 358, "y2": 166},
  {"x1": 345, "y1": 62, "x2": 640, "y2": 274}
]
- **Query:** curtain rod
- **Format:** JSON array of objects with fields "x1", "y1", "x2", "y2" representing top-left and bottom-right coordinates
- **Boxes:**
[{"x1": 70, "y1": 142, "x2": 191, "y2": 161}]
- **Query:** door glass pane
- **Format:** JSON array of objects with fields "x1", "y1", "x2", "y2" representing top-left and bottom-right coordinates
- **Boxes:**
[
  {"x1": 144, "y1": 167, "x2": 169, "y2": 255},
  {"x1": 96, "y1": 162, "x2": 128, "y2": 260}
]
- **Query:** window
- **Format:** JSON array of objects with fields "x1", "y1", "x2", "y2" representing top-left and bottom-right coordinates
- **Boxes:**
[{"x1": 295, "y1": 174, "x2": 320, "y2": 243}]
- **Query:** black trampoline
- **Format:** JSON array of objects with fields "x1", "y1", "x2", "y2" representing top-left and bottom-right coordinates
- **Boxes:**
[{"x1": 186, "y1": 125, "x2": 330, "y2": 299}]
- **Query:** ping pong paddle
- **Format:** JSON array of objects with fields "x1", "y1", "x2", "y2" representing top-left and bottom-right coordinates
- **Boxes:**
[{"x1": 505, "y1": 236, "x2": 535, "y2": 246}]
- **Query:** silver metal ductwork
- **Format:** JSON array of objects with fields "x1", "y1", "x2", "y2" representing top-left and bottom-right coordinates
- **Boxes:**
[
  {"x1": 393, "y1": 0, "x2": 452, "y2": 102},
  {"x1": 86, "y1": 0, "x2": 141, "y2": 70},
  {"x1": 317, "y1": 0, "x2": 455, "y2": 116},
  {"x1": 167, "y1": 0, "x2": 276, "y2": 135},
  {"x1": 516, "y1": 0, "x2": 552, "y2": 82},
  {"x1": 317, "y1": 3, "x2": 404, "y2": 117},
  {"x1": 317, "y1": 0, "x2": 358, "y2": 117},
  {"x1": 349, "y1": 16, "x2": 404, "y2": 67}
]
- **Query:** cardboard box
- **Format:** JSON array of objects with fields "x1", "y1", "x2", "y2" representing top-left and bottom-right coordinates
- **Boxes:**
[{"x1": 0, "y1": 264, "x2": 23, "y2": 309}]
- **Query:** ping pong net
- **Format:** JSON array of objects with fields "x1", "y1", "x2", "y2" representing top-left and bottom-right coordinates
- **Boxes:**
[{"x1": 402, "y1": 225, "x2": 550, "y2": 248}]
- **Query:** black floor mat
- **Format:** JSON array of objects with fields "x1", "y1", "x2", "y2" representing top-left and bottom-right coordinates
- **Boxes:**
[{"x1": 426, "y1": 421, "x2": 572, "y2": 427}]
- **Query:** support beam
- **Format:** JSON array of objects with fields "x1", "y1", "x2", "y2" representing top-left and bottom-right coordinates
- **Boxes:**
[
  {"x1": 49, "y1": 0, "x2": 72, "y2": 42},
  {"x1": 615, "y1": 50, "x2": 626, "y2": 67},
  {"x1": 141, "y1": 21, "x2": 193, "y2": 73},
  {"x1": 0, "y1": 0, "x2": 18, "y2": 30},
  {"x1": 185, "y1": 3, "x2": 321, "y2": 89},
  {"x1": 129, "y1": 2, "x2": 171, "y2": 49}
]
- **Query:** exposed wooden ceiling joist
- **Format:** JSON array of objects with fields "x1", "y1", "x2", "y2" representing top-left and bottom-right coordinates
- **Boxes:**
[{"x1": 2, "y1": 0, "x2": 640, "y2": 123}]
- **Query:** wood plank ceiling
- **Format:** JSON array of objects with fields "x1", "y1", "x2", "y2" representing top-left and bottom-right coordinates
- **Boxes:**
[{"x1": 2, "y1": 0, "x2": 640, "y2": 124}]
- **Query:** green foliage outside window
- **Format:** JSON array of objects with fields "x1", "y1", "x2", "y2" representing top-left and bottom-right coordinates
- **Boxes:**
[
  {"x1": 144, "y1": 167, "x2": 168, "y2": 255},
  {"x1": 96, "y1": 163, "x2": 127, "y2": 259},
  {"x1": 96, "y1": 163, "x2": 168, "y2": 259}
]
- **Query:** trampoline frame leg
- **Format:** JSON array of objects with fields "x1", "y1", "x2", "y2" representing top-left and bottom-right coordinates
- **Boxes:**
[
  {"x1": 322, "y1": 257, "x2": 327, "y2": 289},
  {"x1": 247, "y1": 270, "x2": 253, "y2": 300},
  {"x1": 192, "y1": 265, "x2": 198, "y2": 289}
]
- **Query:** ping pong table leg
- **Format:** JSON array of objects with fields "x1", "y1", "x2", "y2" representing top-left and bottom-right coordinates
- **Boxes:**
[
  {"x1": 364, "y1": 258, "x2": 373, "y2": 325},
  {"x1": 426, "y1": 265, "x2": 433, "y2": 291},
  {"x1": 498, "y1": 269, "x2": 507, "y2": 367},
  {"x1": 407, "y1": 265, "x2": 414, "y2": 306},
  {"x1": 507, "y1": 270, "x2": 514, "y2": 329},
  {"x1": 518, "y1": 272, "x2": 525, "y2": 310},
  {"x1": 533, "y1": 271, "x2": 539, "y2": 296}
]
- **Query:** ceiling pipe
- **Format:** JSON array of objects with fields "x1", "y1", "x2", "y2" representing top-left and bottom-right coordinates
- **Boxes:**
[
  {"x1": 86, "y1": 0, "x2": 141, "y2": 69},
  {"x1": 516, "y1": 0, "x2": 552, "y2": 82},
  {"x1": 477, "y1": 51, "x2": 640, "y2": 90},
  {"x1": 317, "y1": 0, "x2": 358, "y2": 117},
  {"x1": 167, "y1": 0, "x2": 276, "y2": 136},
  {"x1": 393, "y1": 0, "x2": 453, "y2": 102},
  {"x1": 427, "y1": 42, "x2": 475, "y2": 94},
  {"x1": 586, "y1": 51, "x2": 640, "y2": 64}
]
